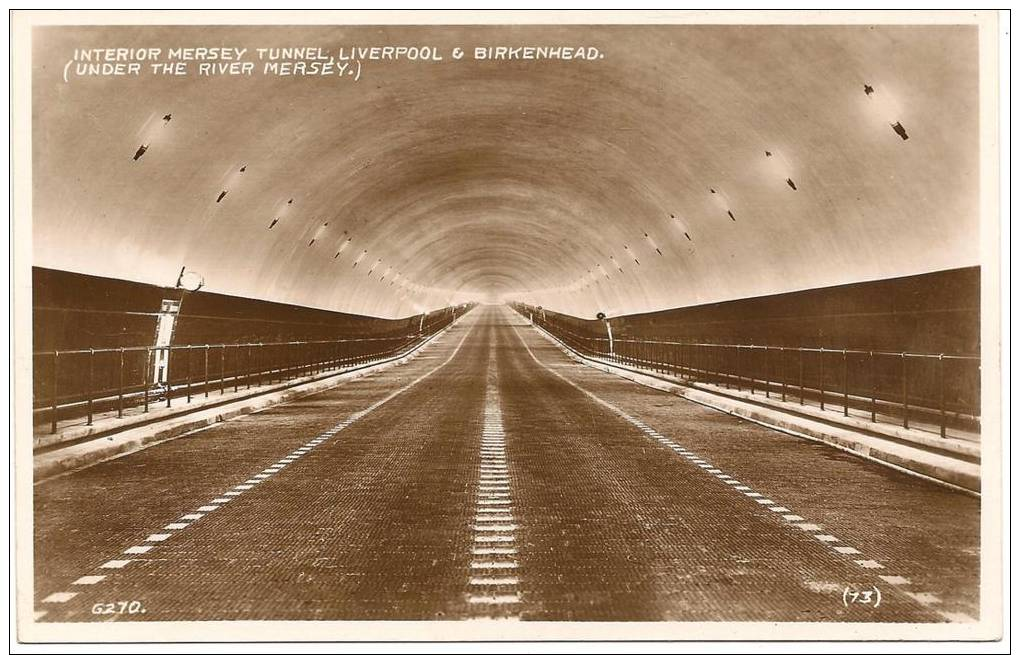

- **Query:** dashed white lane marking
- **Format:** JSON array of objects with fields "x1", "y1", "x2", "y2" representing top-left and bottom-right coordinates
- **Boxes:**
[
  {"x1": 123, "y1": 546, "x2": 151, "y2": 555},
  {"x1": 465, "y1": 361, "x2": 522, "y2": 615},
  {"x1": 471, "y1": 576, "x2": 519, "y2": 585},
  {"x1": 38, "y1": 322, "x2": 476, "y2": 616},
  {"x1": 514, "y1": 323, "x2": 966, "y2": 622},
  {"x1": 474, "y1": 547, "x2": 517, "y2": 555},
  {"x1": 472, "y1": 561, "x2": 518, "y2": 569},
  {"x1": 72, "y1": 575, "x2": 105, "y2": 585},
  {"x1": 42, "y1": 592, "x2": 78, "y2": 603},
  {"x1": 468, "y1": 595, "x2": 520, "y2": 605}
]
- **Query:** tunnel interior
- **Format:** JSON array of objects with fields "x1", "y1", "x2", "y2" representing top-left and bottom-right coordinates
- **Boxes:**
[
  {"x1": 32, "y1": 25, "x2": 979, "y2": 321},
  {"x1": 22, "y1": 18, "x2": 994, "y2": 633}
]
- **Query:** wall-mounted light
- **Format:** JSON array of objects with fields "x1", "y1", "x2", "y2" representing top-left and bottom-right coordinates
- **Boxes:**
[
  {"x1": 268, "y1": 198, "x2": 294, "y2": 230},
  {"x1": 216, "y1": 164, "x2": 247, "y2": 203},
  {"x1": 334, "y1": 235, "x2": 352, "y2": 259},
  {"x1": 764, "y1": 150, "x2": 798, "y2": 190},
  {"x1": 352, "y1": 250, "x2": 367, "y2": 268},
  {"x1": 709, "y1": 188, "x2": 736, "y2": 221},
  {"x1": 132, "y1": 111, "x2": 173, "y2": 161},
  {"x1": 643, "y1": 231, "x2": 663, "y2": 255},
  {"x1": 175, "y1": 266, "x2": 204, "y2": 292},
  {"x1": 863, "y1": 83, "x2": 909, "y2": 140},
  {"x1": 308, "y1": 221, "x2": 329, "y2": 247},
  {"x1": 669, "y1": 214, "x2": 693, "y2": 241}
]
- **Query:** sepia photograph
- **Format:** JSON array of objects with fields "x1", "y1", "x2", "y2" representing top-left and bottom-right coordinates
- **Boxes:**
[{"x1": 10, "y1": 8, "x2": 1005, "y2": 646}]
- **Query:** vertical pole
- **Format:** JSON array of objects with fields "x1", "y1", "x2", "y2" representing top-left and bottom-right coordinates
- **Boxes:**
[
  {"x1": 204, "y1": 345, "x2": 210, "y2": 397},
  {"x1": 901, "y1": 353, "x2": 909, "y2": 429},
  {"x1": 738, "y1": 344, "x2": 746, "y2": 389},
  {"x1": 185, "y1": 346, "x2": 191, "y2": 403},
  {"x1": 842, "y1": 349, "x2": 849, "y2": 417},
  {"x1": 86, "y1": 348, "x2": 95, "y2": 425},
  {"x1": 799, "y1": 349, "x2": 805, "y2": 405},
  {"x1": 939, "y1": 354, "x2": 946, "y2": 438},
  {"x1": 50, "y1": 352, "x2": 59, "y2": 433},
  {"x1": 165, "y1": 347, "x2": 172, "y2": 408},
  {"x1": 117, "y1": 348, "x2": 125, "y2": 418},
  {"x1": 870, "y1": 351, "x2": 877, "y2": 422},
  {"x1": 220, "y1": 346, "x2": 226, "y2": 395},
  {"x1": 819, "y1": 350, "x2": 825, "y2": 411},
  {"x1": 781, "y1": 348, "x2": 787, "y2": 401},
  {"x1": 749, "y1": 347, "x2": 755, "y2": 395},
  {"x1": 764, "y1": 346, "x2": 770, "y2": 398},
  {"x1": 143, "y1": 349, "x2": 150, "y2": 413},
  {"x1": 234, "y1": 346, "x2": 239, "y2": 392}
]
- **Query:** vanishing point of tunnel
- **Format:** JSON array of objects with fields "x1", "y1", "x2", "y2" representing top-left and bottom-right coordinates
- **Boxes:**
[{"x1": 23, "y1": 20, "x2": 989, "y2": 630}]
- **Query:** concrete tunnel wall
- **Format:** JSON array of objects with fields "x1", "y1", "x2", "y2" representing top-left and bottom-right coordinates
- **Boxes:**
[{"x1": 32, "y1": 25, "x2": 979, "y2": 319}]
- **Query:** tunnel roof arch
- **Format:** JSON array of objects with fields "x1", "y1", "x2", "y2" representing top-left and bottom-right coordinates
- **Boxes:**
[{"x1": 32, "y1": 25, "x2": 978, "y2": 319}]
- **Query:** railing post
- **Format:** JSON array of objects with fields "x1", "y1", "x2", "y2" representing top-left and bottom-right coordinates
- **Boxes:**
[
  {"x1": 257, "y1": 344, "x2": 263, "y2": 386},
  {"x1": 780, "y1": 347, "x2": 787, "y2": 401},
  {"x1": 50, "y1": 352, "x2": 59, "y2": 433},
  {"x1": 870, "y1": 351, "x2": 876, "y2": 422},
  {"x1": 749, "y1": 347, "x2": 755, "y2": 395},
  {"x1": 842, "y1": 349, "x2": 849, "y2": 417},
  {"x1": 86, "y1": 348, "x2": 95, "y2": 426},
  {"x1": 901, "y1": 353, "x2": 909, "y2": 429},
  {"x1": 818, "y1": 349, "x2": 825, "y2": 411},
  {"x1": 234, "y1": 345, "x2": 239, "y2": 392},
  {"x1": 204, "y1": 345, "x2": 210, "y2": 397},
  {"x1": 764, "y1": 346, "x2": 770, "y2": 398},
  {"x1": 734, "y1": 345, "x2": 740, "y2": 390},
  {"x1": 220, "y1": 346, "x2": 226, "y2": 395},
  {"x1": 798, "y1": 349, "x2": 805, "y2": 405},
  {"x1": 142, "y1": 349, "x2": 150, "y2": 413},
  {"x1": 117, "y1": 347, "x2": 125, "y2": 418},
  {"x1": 185, "y1": 345, "x2": 192, "y2": 403},
  {"x1": 165, "y1": 347, "x2": 172, "y2": 408},
  {"x1": 939, "y1": 354, "x2": 946, "y2": 438}
]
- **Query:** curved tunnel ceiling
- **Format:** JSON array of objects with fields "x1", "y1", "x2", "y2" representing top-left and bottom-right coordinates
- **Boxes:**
[{"x1": 32, "y1": 25, "x2": 979, "y2": 319}]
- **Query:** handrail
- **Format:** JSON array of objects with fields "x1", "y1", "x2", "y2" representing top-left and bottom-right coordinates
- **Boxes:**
[
  {"x1": 534, "y1": 323, "x2": 979, "y2": 362},
  {"x1": 512, "y1": 303, "x2": 980, "y2": 440},
  {"x1": 32, "y1": 334, "x2": 416, "y2": 357},
  {"x1": 32, "y1": 305, "x2": 471, "y2": 434}
]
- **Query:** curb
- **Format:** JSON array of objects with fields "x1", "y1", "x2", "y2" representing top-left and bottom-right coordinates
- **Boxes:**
[
  {"x1": 530, "y1": 325, "x2": 980, "y2": 495},
  {"x1": 34, "y1": 322, "x2": 457, "y2": 482}
]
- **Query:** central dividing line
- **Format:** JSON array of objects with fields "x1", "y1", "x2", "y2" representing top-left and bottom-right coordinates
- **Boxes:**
[{"x1": 465, "y1": 346, "x2": 522, "y2": 617}]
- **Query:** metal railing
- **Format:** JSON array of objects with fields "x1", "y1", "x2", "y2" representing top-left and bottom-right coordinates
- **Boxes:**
[
  {"x1": 522, "y1": 310, "x2": 980, "y2": 438},
  {"x1": 33, "y1": 312, "x2": 459, "y2": 434}
]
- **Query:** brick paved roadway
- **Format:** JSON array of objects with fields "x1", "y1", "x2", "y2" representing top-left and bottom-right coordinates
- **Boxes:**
[{"x1": 33, "y1": 306, "x2": 980, "y2": 622}]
